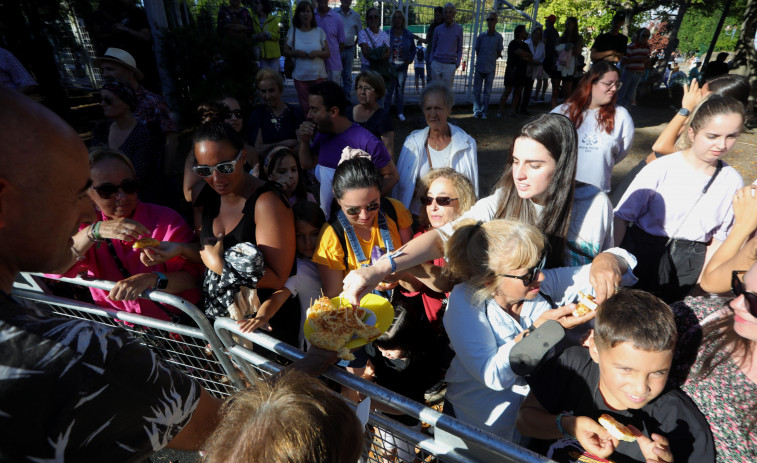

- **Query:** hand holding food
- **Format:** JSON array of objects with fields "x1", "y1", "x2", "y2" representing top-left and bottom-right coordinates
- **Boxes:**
[
  {"x1": 96, "y1": 217, "x2": 151, "y2": 243},
  {"x1": 132, "y1": 237, "x2": 161, "y2": 249},
  {"x1": 306, "y1": 297, "x2": 380, "y2": 360},
  {"x1": 598, "y1": 414, "x2": 636, "y2": 442},
  {"x1": 573, "y1": 291, "x2": 598, "y2": 317}
]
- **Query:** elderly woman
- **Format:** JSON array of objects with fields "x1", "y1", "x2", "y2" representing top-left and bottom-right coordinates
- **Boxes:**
[
  {"x1": 251, "y1": 0, "x2": 280, "y2": 70},
  {"x1": 387, "y1": 10, "x2": 416, "y2": 121},
  {"x1": 393, "y1": 81, "x2": 478, "y2": 215},
  {"x1": 358, "y1": 7, "x2": 390, "y2": 78},
  {"x1": 59, "y1": 149, "x2": 203, "y2": 321},
  {"x1": 285, "y1": 0, "x2": 329, "y2": 114},
  {"x1": 90, "y1": 81, "x2": 166, "y2": 205},
  {"x1": 442, "y1": 218, "x2": 630, "y2": 439},
  {"x1": 348, "y1": 70, "x2": 394, "y2": 158},
  {"x1": 248, "y1": 68, "x2": 305, "y2": 157}
]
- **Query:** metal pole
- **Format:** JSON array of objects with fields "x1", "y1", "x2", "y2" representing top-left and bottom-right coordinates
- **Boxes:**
[{"x1": 703, "y1": 0, "x2": 733, "y2": 65}]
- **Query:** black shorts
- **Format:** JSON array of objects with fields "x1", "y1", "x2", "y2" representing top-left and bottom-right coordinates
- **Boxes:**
[{"x1": 504, "y1": 66, "x2": 527, "y2": 87}]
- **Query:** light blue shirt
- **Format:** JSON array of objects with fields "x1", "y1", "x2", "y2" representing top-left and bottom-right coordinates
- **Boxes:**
[{"x1": 474, "y1": 31, "x2": 503, "y2": 74}]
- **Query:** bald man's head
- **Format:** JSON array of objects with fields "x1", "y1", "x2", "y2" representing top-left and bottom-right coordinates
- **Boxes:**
[{"x1": 0, "y1": 88, "x2": 95, "y2": 291}]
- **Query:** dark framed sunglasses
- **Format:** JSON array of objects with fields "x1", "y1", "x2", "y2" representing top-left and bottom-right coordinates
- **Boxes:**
[
  {"x1": 92, "y1": 178, "x2": 139, "y2": 199},
  {"x1": 344, "y1": 201, "x2": 380, "y2": 216},
  {"x1": 731, "y1": 270, "x2": 757, "y2": 317},
  {"x1": 499, "y1": 254, "x2": 546, "y2": 287},
  {"x1": 227, "y1": 109, "x2": 243, "y2": 119},
  {"x1": 420, "y1": 195, "x2": 458, "y2": 206},
  {"x1": 193, "y1": 150, "x2": 243, "y2": 177}
]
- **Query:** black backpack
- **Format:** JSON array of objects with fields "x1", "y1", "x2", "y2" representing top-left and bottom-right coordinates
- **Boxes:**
[
  {"x1": 328, "y1": 197, "x2": 398, "y2": 269},
  {"x1": 416, "y1": 48, "x2": 424, "y2": 62}
]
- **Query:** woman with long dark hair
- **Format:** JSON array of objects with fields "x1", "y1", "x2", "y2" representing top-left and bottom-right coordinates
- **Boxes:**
[
  {"x1": 343, "y1": 113, "x2": 625, "y2": 305},
  {"x1": 552, "y1": 60, "x2": 635, "y2": 193},
  {"x1": 615, "y1": 96, "x2": 745, "y2": 303}
]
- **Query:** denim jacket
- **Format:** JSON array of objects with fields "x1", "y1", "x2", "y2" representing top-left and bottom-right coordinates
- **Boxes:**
[{"x1": 389, "y1": 28, "x2": 417, "y2": 70}]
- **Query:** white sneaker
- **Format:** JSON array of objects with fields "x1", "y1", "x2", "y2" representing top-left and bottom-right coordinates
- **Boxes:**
[{"x1": 398, "y1": 114, "x2": 406, "y2": 121}]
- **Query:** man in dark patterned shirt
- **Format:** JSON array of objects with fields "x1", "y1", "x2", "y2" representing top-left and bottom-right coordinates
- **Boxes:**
[{"x1": 0, "y1": 87, "x2": 221, "y2": 460}]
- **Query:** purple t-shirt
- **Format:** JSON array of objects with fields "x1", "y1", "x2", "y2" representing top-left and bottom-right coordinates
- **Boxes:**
[
  {"x1": 315, "y1": 8, "x2": 345, "y2": 71},
  {"x1": 313, "y1": 123, "x2": 391, "y2": 169}
]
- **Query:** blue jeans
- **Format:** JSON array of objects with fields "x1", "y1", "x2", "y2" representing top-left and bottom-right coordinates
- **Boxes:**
[
  {"x1": 387, "y1": 66, "x2": 408, "y2": 115},
  {"x1": 341, "y1": 47, "x2": 355, "y2": 101},
  {"x1": 617, "y1": 70, "x2": 643, "y2": 107},
  {"x1": 472, "y1": 70, "x2": 494, "y2": 115}
]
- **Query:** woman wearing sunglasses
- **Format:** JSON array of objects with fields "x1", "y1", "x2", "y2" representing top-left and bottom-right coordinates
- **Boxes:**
[
  {"x1": 441, "y1": 218, "x2": 632, "y2": 440},
  {"x1": 671, "y1": 264, "x2": 757, "y2": 461},
  {"x1": 550, "y1": 60, "x2": 635, "y2": 194},
  {"x1": 90, "y1": 81, "x2": 167, "y2": 206},
  {"x1": 58, "y1": 149, "x2": 203, "y2": 321},
  {"x1": 312, "y1": 155, "x2": 413, "y2": 298},
  {"x1": 393, "y1": 81, "x2": 478, "y2": 216},
  {"x1": 218, "y1": 96, "x2": 260, "y2": 174},
  {"x1": 391, "y1": 168, "x2": 476, "y2": 331},
  {"x1": 183, "y1": 110, "x2": 298, "y2": 344},
  {"x1": 343, "y1": 114, "x2": 625, "y2": 307}
]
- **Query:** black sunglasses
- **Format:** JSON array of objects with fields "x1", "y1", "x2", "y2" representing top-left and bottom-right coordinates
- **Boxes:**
[
  {"x1": 732, "y1": 270, "x2": 757, "y2": 317},
  {"x1": 193, "y1": 150, "x2": 243, "y2": 177},
  {"x1": 227, "y1": 109, "x2": 243, "y2": 119},
  {"x1": 92, "y1": 178, "x2": 139, "y2": 199},
  {"x1": 344, "y1": 201, "x2": 380, "y2": 216},
  {"x1": 499, "y1": 255, "x2": 546, "y2": 287},
  {"x1": 420, "y1": 195, "x2": 458, "y2": 206}
]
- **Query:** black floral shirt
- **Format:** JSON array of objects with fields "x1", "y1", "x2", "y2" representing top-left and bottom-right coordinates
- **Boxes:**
[{"x1": 0, "y1": 296, "x2": 201, "y2": 461}]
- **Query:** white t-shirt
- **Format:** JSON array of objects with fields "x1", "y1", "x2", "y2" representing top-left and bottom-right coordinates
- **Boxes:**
[
  {"x1": 284, "y1": 257, "x2": 322, "y2": 349},
  {"x1": 287, "y1": 27, "x2": 328, "y2": 81},
  {"x1": 551, "y1": 105, "x2": 635, "y2": 193},
  {"x1": 615, "y1": 152, "x2": 743, "y2": 243},
  {"x1": 438, "y1": 182, "x2": 614, "y2": 266}
]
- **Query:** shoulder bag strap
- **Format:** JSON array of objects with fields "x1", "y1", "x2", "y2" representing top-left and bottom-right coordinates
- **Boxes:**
[{"x1": 666, "y1": 160, "x2": 724, "y2": 246}]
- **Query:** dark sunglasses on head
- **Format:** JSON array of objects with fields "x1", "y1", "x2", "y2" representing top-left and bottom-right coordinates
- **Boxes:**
[
  {"x1": 499, "y1": 254, "x2": 547, "y2": 287},
  {"x1": 192, "y1": 150, "x2": 243, "y2": 177},
  {"x1": 344, "y1": 201, "x2": 380, "y2": 216},
  {"x1": 227, "y1": 109, "x2": 243, "y2": 119},
  {"x1": 731, "y1": 270, "x2": 757, "y2": 317},
  {"x1": 420, "y1": 195, "x2": 458, "y2": 206},
  {"x1": 92, "y1": 178, "x2": 139, "y2": 199}
]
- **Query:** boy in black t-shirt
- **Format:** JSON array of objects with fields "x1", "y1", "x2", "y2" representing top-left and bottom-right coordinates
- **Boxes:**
[{"x1": 516, "y1": 289, "x2": 714, "y2": 463}]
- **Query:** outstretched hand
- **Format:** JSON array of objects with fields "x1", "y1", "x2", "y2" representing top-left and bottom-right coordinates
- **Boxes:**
[{"x1": 628, "y1": 425, "x2": 673, "y2": 463}]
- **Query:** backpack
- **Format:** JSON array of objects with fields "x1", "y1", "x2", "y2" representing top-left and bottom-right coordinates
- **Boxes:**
[
  {"x1": 416, "y1": 48, "x2": 424, "y2": 62},
  {"x1": 328, "y1": 197, "x2": 398, "y2": 269}
]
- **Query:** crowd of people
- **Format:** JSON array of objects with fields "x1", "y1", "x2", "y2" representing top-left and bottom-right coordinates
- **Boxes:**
[{"x1": 0, "y1": 2, "x2": 754, "y2": 462}]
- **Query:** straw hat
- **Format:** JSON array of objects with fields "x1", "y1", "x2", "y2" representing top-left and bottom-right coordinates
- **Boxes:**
[{"x1": 94, "y1": 48, "x2": 144, "y2": 80}]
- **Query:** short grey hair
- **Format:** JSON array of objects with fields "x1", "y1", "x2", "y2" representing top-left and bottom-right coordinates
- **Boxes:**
[{"x1": 420, "y1": 81, "x2": 455, "y2": 109}]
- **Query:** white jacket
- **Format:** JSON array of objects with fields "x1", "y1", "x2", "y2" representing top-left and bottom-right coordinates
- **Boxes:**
[{"x1": 393, "y1": 123, "x2": 479, "y2": 215}]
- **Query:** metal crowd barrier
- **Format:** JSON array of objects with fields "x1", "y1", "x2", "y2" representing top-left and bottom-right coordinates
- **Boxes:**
[
  {"x1": 214, "y1": 318, "x2": 553, "y2": 463},
  {"x1": 14, "y1": 273, "x2": 553, "y2": 463},
  {"x1": 12, "y1": 273, "x2": 244, "y2": 398}
]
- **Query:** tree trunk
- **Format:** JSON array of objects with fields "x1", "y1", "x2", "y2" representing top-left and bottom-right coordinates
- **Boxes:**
[
  {"x1": 663, "y1": 0, "x2": 689, "y2": 62},
  {"x1": 731, "y1": 0, "x2": 757, "y2": 120}
]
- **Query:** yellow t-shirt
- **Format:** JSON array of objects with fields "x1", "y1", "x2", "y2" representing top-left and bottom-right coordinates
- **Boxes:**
[{"x1": 312, "y1": 198, "x2": 413, "y2": 271}]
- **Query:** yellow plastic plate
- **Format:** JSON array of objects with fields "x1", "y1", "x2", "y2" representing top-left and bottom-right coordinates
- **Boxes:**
[{"x1": 303, "y1": 293, "x2": 394, "y2": 350}]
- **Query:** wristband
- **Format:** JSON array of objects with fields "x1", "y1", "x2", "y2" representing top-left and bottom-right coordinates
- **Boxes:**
[
  {"x1": 386, "y1": 253, "x2": 397, "y2": 273},
  {"x1": 556, "y1": 412, "x2": 575, "y2": 439},
  {"x1": 677, "y1": 107, "x2": 690, "y2": 117},
  {"x1": 91, "y1": 221, "x2": 104, "y2": 241}
]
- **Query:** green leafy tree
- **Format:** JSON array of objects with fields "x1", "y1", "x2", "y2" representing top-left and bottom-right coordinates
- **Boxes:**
[{"x1": 677, "y1": 7, "x2": 740, "y2": 56}]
